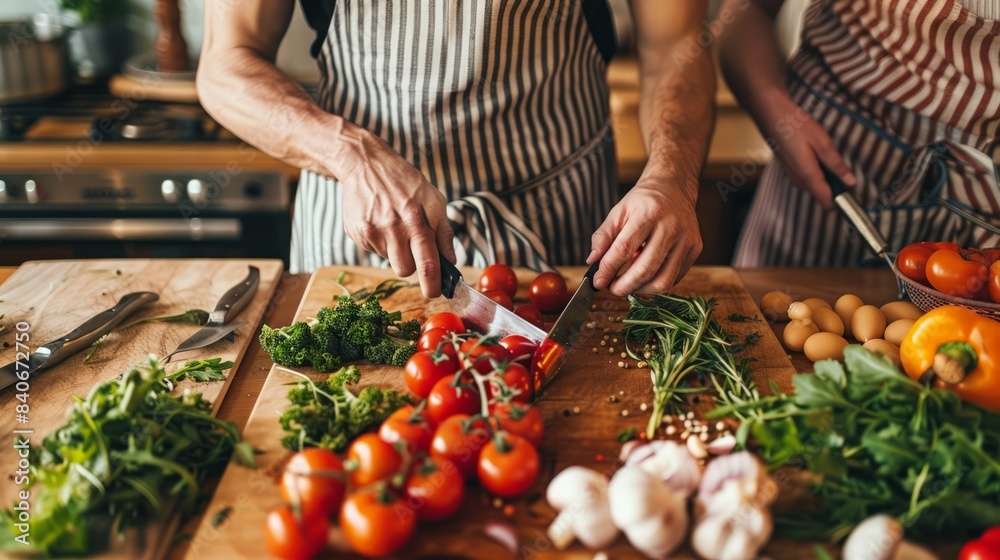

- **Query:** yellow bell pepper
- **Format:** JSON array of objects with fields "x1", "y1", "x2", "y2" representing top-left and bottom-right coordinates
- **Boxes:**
[{"x1": 900, "y1": 305, "x2": 1000, "y2": 411}]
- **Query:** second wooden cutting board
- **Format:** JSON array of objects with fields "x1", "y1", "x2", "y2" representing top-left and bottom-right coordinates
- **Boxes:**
[{"x1": 189, "y1": 265, "x2": 823, "y2": 560}]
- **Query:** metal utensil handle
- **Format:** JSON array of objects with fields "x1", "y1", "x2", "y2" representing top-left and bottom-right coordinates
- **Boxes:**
[
  {"x1": 212, "y1": 265, "x2": 260, "y2": 323},
  {"x1": 821, "y1": 163, "x2": 892, "y2": 256},
  {"x1": 439, "y1": 255, "x2": 463, "y2": 299},
  {"x1": 41, "y1": 291, "x2": 160, "y2": 368}
]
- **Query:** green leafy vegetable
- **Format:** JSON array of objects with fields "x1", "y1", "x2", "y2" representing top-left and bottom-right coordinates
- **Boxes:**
[
  {"x1": 279, "y1": 365, "x2": 409, "y2": 453},
  {"x1": 623, "y1": 294, "x2": 760, "y2": 438},
  {"x1": 260, "y1": 296, "x2": 418, "y2": 372},
  {"x1": 0, "y1": 355, "x2": 253, "y2": 556},
  {"x1": 350, "y1": 278, "x2": 416, "y2": 303},
  {"x1": 84, "y1": 309, "x2": 210, "y2": 362},
  {"x1": 167, "y1": 358, "x2": 234, "y2": 383},
  {"x1": 710, "y1": 345, "x2": 1000, "y2": 539}
]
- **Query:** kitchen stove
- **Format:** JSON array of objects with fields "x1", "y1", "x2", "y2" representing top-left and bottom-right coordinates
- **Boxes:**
[{"x1": 0, "y1": 85, "x2": 293, "y2": 265}]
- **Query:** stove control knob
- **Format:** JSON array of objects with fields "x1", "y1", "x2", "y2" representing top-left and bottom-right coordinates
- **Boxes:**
[
  {"x1": 0, "y1": 181, "x2": 7, "y2": 203},
  {"x1": 24, "y1": 180, "x2": 40, "y2": 204},
  {"x1": 187, "y1": 179, "x2": 208, "y2": 206},
  {"x1": 161, "y1": 180, "x2": 181, "y2": 204}
]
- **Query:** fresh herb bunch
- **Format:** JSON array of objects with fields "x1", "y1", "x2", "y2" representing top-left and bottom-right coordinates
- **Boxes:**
[
  {"x1": 279, "y1": 365, "x2": 410, "y2": 452},
  {"x1": 623, "y1": 294, "x2": 760, "y2": 438},
  {"x1": 0, "y1": 356, "x2": 254, "y2": 556},
  {"x1": 85, "y1": 309, "x2": 210, "y2": 362},
  {"x1": 711, "y1": 346, "x2": 1000, "y2": 539},
  {"x1": 260, "y1": 296, "x2": 419, "y2": 372}
]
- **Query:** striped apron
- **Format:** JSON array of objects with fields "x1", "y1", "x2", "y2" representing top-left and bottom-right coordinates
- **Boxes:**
[
  {"x1": 734, "y1": 0, "x2": 1000, "y2": 267},
  {"x1": 290, "y1": 0, "x2": 617, "y2": 274}
]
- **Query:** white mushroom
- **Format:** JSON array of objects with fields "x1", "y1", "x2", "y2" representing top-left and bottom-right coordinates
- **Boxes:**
[
  {"x1": 625, "y1": 439, "x2": 702, "y2": 497},
  {"x1": 842, "y1": 515, "x2": 938, "y2": 560},
  {"x1": 608, "y1": 465, "x2": 688, "y2": 559},
  {"x1": 691, "y1": 452, "x2": 779, "y2": 560},
  {"x1": 545, "y1": 466, "x2": 620, "y2": 550}
]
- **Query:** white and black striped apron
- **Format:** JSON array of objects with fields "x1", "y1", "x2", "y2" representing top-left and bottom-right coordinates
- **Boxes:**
[
  {"x1": 290, "y1": 0, "x2": 617, "y2": 274},
  {"x1": 735, "y1": 0, "x2": 1000, "y2": 267}
]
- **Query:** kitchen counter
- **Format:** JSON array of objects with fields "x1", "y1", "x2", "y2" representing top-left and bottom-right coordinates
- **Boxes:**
[{"x1": 0, "y1": 266, "x2": 900, "y2": 432}]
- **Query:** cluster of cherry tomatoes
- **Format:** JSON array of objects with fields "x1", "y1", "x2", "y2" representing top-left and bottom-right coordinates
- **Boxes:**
[
  {"x1": 897, "y1": 241, "x2": 1000, "y2": 303},
  {"x1": 265, "y1": 309, "x2": 547, "y2": 559},
  {"x1": 477, "y1": 263, "x2": 571, "y2": 327}
]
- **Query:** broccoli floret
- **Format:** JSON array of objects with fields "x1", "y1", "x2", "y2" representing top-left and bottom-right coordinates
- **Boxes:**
[
  {"x1": 339, "y1": 339, "x2": 364, "y2": 363},
  {"x1": 346, "y1": 321, "x2": 381, "y2": 346},
  {"x1": 358, "y1": 297, "x2": 386, "y2": 326},
  {"x1": 309, "y1": 351, "x2": 341, "y2": 373},
  {"x1": 317, "y1": 297, "x2": 361, "y2": 334},
  {"x1": 363, "y1": 338, "x2": 397, "y2": 364},
  {"x1": 310, "y1": 322, "x2": 340, "y2": 353},
  {"x1": 394, "y1": 319, "x2": 421, "y2": 341},
  {"x1": 327, "y1": 365, "x2": 362, "y2": 389},
  {"x1": 259, "y1": 322, "x2": 315, "y2": 367},
  {"x1": 389, "y1": 344, "x2": 417, "y2": 367}
]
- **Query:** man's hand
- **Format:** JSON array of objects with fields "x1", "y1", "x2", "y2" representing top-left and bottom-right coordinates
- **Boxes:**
[
  {"x1": 762, "y1": 99, "x2": 856, "y2": 209},
  {"x1": 589, "y1": 182, "x2": 702, "y2": 296},
  {"x1": 339, "y1": 131, "x2": 457, "y2": 298}
]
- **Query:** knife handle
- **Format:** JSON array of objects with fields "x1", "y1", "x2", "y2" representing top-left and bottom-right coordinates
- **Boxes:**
[
  {"x1": 211, "y1": 265, "x2": 260, "y2": 324},
  {"x1": 583, "y1": 259, "x2": 602, "y2": 290},
  {"x1": 41, "y1": 291, "x2": 160, "y2": 369},
  {"x1": 440, "y1": 255, "x2": 462, "y2": 299},
  {"x1": 820, "y1": 163, "x2": 891, "y2": 256}
]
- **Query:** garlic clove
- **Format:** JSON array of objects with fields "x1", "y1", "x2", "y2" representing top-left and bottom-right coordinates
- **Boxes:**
[
  {"x1": 687, "y1": 434, "x2": 709, "y2": 459},
  {"x1": 706, "y1": 434, "x2": 737, "y2": 455},
  {"x1": 626, "y1": 440, "x2": 702, "y2": 498}
]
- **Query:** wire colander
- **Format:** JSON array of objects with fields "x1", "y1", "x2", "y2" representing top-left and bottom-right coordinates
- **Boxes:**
[{"x1": 892, "y1": 260, "x2": 1000, "y2": 320}]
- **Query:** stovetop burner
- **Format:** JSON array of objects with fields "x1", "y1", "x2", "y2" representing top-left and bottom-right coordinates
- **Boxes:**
[{"x1": 95, "y1": 107, "x2": 210, "y2": 142}]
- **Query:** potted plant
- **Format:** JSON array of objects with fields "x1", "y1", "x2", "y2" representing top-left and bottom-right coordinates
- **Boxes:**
[{"x1": 61, "y1": 0, "x2": 133, "y2": 78}]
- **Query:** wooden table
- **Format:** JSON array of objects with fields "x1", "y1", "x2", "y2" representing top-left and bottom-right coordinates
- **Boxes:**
[{"x1": 0, "y1": 265, "x2": 900, "y2": 433}]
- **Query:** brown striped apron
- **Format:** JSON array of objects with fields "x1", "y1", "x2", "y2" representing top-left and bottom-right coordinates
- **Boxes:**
[{"x1": 735, "y1": 0, "x2": 1000, "y2": 267}]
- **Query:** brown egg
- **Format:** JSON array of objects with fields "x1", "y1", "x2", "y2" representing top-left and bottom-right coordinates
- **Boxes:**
[
  {"x1": 812, "y1": 308, "x2": 845, "y2": 336},
  {"x1": 783, "y1": 320, "x2": 820, "y2": 352},
  {"x1": 852, "y1": 305, "x2": 887, "y2": 343},
  {"x1": 804, "y1": 332, "x2": 849, "y2": 362},
  {"x1": 834, "y1": 294, "x2": 864, "y2": 339},
  {"x1": 787, "y1": 302, "x2": 813, "y2": 322},
  {"x1": 880, "y1": 301, "x2": 923, "y2": 323},
  {"x1": 802, "y1": 297, "x2": 833, "y2": 312},
  {"x1": 761, "y1": 291, "x2": 795, "y2": 322},
  {"x1": 884, "y1": 319, "x2": 916, "y2": 347},
  {"x1": 863, "y1": 338, "x2": 901, "y2": 365}
]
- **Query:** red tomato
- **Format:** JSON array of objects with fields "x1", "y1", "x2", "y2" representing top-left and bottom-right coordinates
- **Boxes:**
[
  {"x1": 379, "y1": 405, "x2": 435, "y2": 454},
  {"x1": 477, "y1": 433, "x2": 540, "y2": 498},
  {"x1": 404, "y1": 457, "x2": 466, "y2": 522},
  {"x1": 990, "y1": 261, "x2": 1000, "y2": 304},
  {"x1": 403, "y1": 350, "x2": 459, "y2": 398},
  {"x1": 426, "y1": 374, "x2": 481, "y2": 424},
  {"x1": 980, "y1": 248, "x2": 1000, "y2": 265},
  {"x1": 345, "y1": 434, "x2": 403, "y2": 488},
  {"x1": 264, "y1": 506, "x2": 329, "y2": 560},
  {"x1": 897, "y1": 243, "x2": 933, "y2": 284},
  {"x1": 280, "y1": 449, "x2": 346, "y2": 520},
  {"x1": 962, "y1": 248, "x2": 993, "y2": 268},
  {"x1": 417, "y1": 327, "x2": 453, "y2": 353},
  {"x1": 478, "y1": 263, "x2": 519, "y2": 299},
  {"x1": 430, "y1": 414, "x2": 490, "y2": 479},
  {"x1": 514, "y1": 304, "x2": 546, "y2": 330},
  {"x1": 481, "y1": 289, "x2": 514, "y2": 310},
  {"x1": 460, "y1": 337, "x2": 510, "y2": 375},
  {"x1": 422, "y1": 312, "x2": 466, "y2": 334},
  {"x1": 499, "y1": 335, "x2": 538, "y2": 366},
  {"x1": 958, "y1": 531, "x2": 1000, "y2": 560},
  {"x1": 529, "y1": 272, "x2": 570, "y2": 313},
  {"x1": 487, "y1": 362, "x2": 533, "y2": 404},
  {"x1": 926, "y1": 249, "x2": 990, "y2": 299},
  {"x1": 340, "y1": 490, "x2": 415, "y2": 557},
  {"x1": 491, "y1": 402, "x2": 544, "y2": 447},
  {"x1": 919, "y1": 241, "x2": 961, "y2": 253}
]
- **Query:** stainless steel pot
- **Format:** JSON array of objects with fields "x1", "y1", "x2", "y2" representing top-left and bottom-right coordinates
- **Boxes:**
[{"x1": 0, "y1": 15, "x2": 70, "y2": 104}]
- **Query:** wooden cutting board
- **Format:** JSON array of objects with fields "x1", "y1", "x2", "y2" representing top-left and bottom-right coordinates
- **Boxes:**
[
  {"x1": 189, "y1": 265, "x2": 827, "y2": 559},
  {"x1": 0, "y1": 258, "x2": 283, "y2": 556}
]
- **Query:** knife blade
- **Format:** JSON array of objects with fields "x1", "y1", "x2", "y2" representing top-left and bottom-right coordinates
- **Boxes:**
[
  {"x1": 440, "y1": 257, "x2": 546, "y2": 343},
  {"x1": 164, "y1": 265, "x2": 260, "y2": 362},
  {"x1": 531, "y1": 260, "x2": 601, "y2": 391},
  {"x1": 0, "y1": 291, "x2": 160, "y2": 392}
]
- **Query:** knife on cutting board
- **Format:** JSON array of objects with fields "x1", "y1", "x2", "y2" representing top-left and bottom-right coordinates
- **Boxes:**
[
  {"x1": 164, "y1": 265, "x2": 259, "y2": 362},
  {"x1": 440, "y1": 257, "x2": 601, "y2": 391},
  {"x1": 0, "y1": 291, "x2": 160, "y2": 392}
]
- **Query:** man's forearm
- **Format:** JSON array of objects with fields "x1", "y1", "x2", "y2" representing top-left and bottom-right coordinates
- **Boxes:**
[
  {"x1": 197, "y1": 47, "x2": 362, "y2": 180},
  {"x1": 637, "y1": 36, "x2": 716, "y2": 204}
]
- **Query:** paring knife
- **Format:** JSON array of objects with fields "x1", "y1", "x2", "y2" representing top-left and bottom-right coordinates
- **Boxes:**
[
  {"x1": 164, "y1": 265, "x2": 260, "y2": 362},
  {"x1": 440, "y1": 258, "x2": 546, "y2": 343},
  {"x1": 0, "y1": 291, "x2": 160, "y2": 392}
]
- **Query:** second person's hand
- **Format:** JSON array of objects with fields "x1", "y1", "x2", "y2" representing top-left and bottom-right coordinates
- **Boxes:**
[{"x1": 337, "y1": 130, "x2": 457, "y2": 298}]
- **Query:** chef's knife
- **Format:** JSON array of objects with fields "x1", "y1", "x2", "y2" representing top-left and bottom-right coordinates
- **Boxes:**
[
  {"x1": 0, "y1": 291, "x2": 160, "y2": 392},
  {"x1": 440, "y1": 258, "x2": 546, "y2": 343},
  {"x1": 531, "y1": 261, "x2": 601, "y2": 391},
  {"x1": 164, "y1": 265, "x2": 259, "y2": 362}
]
